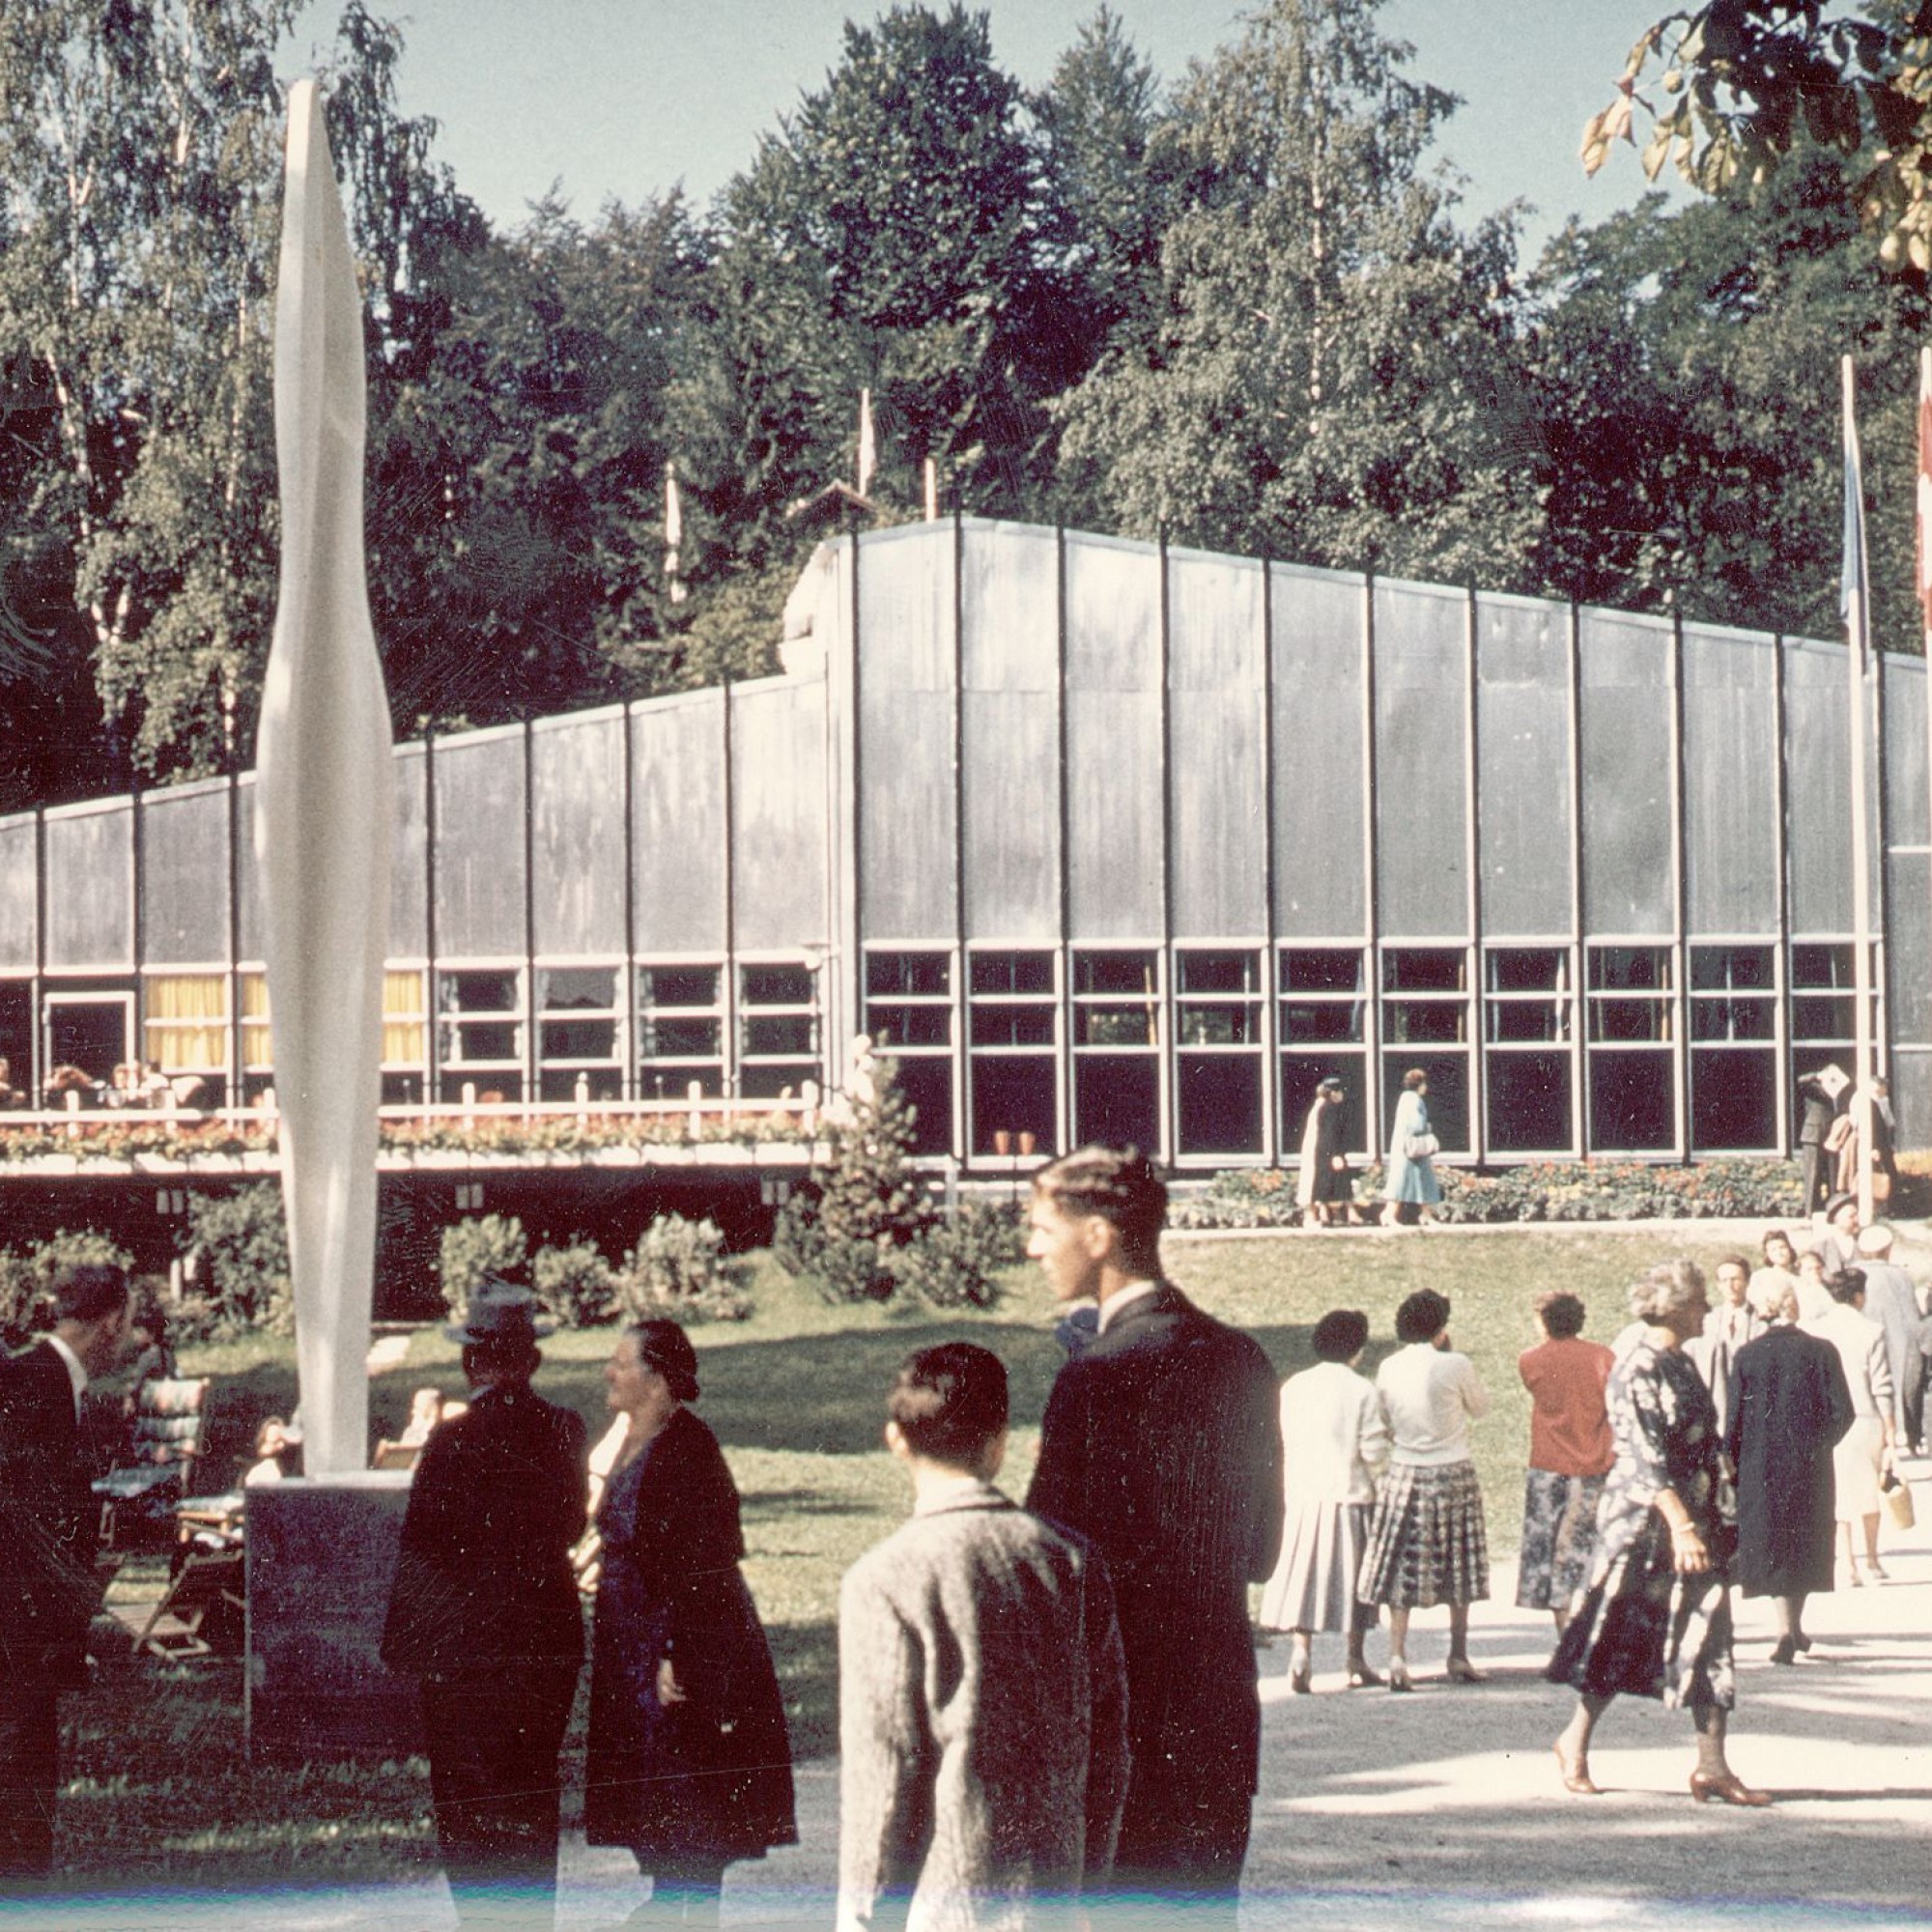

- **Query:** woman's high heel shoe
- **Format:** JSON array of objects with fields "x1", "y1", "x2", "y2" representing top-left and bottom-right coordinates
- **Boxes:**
[
  {"x1": 1444, "y1": 1656, "x2": 1488, "y2": 1684},
  {"x1": 1289, "y1": 1662, "x2": 1313, "y2": 1694},
  {"x1": 1553, "y1": 1743, "x2": 1601, "y2": 1795},
  {"x1": 1387, "y1": 1660, "x2": 1412, "y2": 1692},
  {"x1": 1768, "y1": 1636, "x2": 1796, "y2": 1665},
  {"x1": 1690, "y1": 1770, "x2": 1772, "y2": 1807}
]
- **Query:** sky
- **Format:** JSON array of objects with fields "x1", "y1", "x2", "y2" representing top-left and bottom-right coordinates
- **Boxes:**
[{"x1": 282, "y1": 0, "x2": 1688, "y2": 265}]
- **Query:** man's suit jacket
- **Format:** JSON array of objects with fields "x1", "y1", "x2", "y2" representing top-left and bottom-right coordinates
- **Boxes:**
[
  {"x1": 0, "y1": 1339, "x2": 100, "y2": 1689},
  {"x1": 837, "y1": 1482, "x2": 1129, "y2": 1932},
  {"x1": 1027, "y1": 1283, "x2": 1284, "y2": 1806},
  {"x1": 382, "y1": 1380, "x2": 588, "y2": 1678}
]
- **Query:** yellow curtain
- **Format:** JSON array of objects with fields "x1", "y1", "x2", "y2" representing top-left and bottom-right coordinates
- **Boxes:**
[
  {"x1": 384, "y1": 970, "x2": 426, "y2": 1065},
  {"x1": 240, "y1": 972, "x2": 273, "y2": 1068},
  {"x1": 144, "y1": 975, "x2": 228, "y2": 1071}
]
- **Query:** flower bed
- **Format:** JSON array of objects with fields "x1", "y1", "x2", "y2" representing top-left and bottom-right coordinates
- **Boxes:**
[{"x1": 1171, "y1": 1156, "x2": 1814, "y2": 1229}]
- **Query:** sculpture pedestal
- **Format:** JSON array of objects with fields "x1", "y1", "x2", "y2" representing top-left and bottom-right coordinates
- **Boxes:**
[{"x1": 245, "y1": 1473, "x2": 422, "y2": 1760}]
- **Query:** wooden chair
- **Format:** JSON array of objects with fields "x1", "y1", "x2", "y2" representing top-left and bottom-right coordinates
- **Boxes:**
[
  {"x1": 95, "y1": 1377, "x2": 213, "y2": 1552},
  {"x1": 117, "y1": 1500, "x2": 246, "y2": 1659},
  {"x1": 370, "y1": 1438, "x2": 422, "y2": 1471}
]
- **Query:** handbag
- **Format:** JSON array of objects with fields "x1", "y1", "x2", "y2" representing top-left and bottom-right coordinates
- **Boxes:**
[
  {"x1": 1405, "y1": 1132, "x2": 1440, "y2": 1160},
  {"x1": 1881, "y1": 1465, "x2": 1916, "y2": 1531}
]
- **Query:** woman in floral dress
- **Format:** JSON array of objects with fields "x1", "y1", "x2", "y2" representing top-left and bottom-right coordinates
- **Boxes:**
[{"x1": 1547, "y1": 1258, "x2": 1770, "y2": 1805}]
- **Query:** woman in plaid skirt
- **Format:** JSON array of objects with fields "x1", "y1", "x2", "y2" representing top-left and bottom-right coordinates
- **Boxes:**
[{"x1": 1358, "y1": 1289, "x2": 1491, "y2": 1690}]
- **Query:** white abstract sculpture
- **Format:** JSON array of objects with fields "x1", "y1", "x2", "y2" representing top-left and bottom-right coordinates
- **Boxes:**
[{"x1": 254, "y1": 80, "x2": 394, "y2": 1477}]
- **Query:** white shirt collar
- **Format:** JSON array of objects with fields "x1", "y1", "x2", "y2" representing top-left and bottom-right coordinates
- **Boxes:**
[
  {"x1": 912, "y1": 1474, "x2": 1006, "y2": 1518},
  {"x1": 43, "y1": 1332, "x2": 89, "y2": 1413},
  {"x1": 1096, "y1": 1279, "x2": 1160, "y2": 1335}
]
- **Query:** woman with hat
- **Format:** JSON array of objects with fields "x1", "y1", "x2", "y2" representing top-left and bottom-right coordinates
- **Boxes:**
[
  {"x1": 1296, "y1": 1076, "x2": 1359, "y2": 1228},
  {"x1": 585, "y1": 1319, "x2": 796, "y2": 1925}
]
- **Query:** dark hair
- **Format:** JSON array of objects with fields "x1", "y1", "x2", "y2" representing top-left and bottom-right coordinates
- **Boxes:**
[
  {"x1": 462, "y1": 1336, "x2": 541, "y2": 1383},
  {"x1": 1826, "y1": 1266, "x2": 1867, "y2": 1306},
  {"x1": 1402, "y1": 1066, "x2": 1429, "y2": 1092},
  {"x1": 1395, "y1": 1289, "x2": 1451, "y2": 1344},
  {"x1": 888, "y1": 1342, "x2": 1009, "y2": 1467},
  {"x1": 1032, "y1": 1145, "x2": 1168, "y2": 1256},
  {"x1": 1311, "y1": 1309, "x2": 1369, "y2": 1361},
  {"x1": 1715, "y1": 1255, "x2": 1751, "y2": 1280},
  {"x1": 52, "y1": 1262, "x2": 128, "y2": 1326},
  {"x1": 629, "y1": 1318, "x2": 700, "y2": 1403},
  {"x1": 1535, "y1": 1290, "x2": 1586, "y2": 1339}
]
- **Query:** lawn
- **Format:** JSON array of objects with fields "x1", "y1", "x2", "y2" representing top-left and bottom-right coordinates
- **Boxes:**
[{"x1": 68, "y1": 1225, "x2": 1754, "y2": 1891}]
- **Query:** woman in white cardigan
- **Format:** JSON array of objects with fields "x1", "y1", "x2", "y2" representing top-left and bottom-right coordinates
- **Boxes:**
[
  {"x1": 1358, "y1": 1289, "x2": 1492, "y2": 1690},
  {"x1": 1260, "y1": 1308, "x2": 1390, "y2": 1691}
]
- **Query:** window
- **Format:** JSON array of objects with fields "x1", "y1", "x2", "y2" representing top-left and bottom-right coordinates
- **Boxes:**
[
  {"x1": 738, "y1": 960, "x2": 820, "y2": 1099},
  {"x1": 437, "y1": 968, "x2": 526, "y2": 1102},
  {"x1": 143, "y1": 974, "x2": 228, "y2": 1075},
  {"x1": 638, "y1": 963, "x2": 724, "y2": 1099},
  {"x1": 1380, "y1": 950, "x2": 1471, "y2": 1153},
  {"x1": 1176, "y1": 950, "x2": 1264, "y2": 1156},
  {"x1": 1071, "y1": 950, "x2": 1159, "y2": 1151},
  {"x1": 537, "y1": 966, "x2": 622, "y2": 1102},
  {"x1": 867, "y1": 951, "x2": 954, "y2": 1155},
  {"x1": 1586, "y1": 948, "x2": 1674, "y2": 1151},
  {"x1": 1279, "y1": 950, "x2": 1368, "y2": 1156},
  {"x1": 1690, "y1": 946, "x2": 1777, "y2": 1151},
  {"x1": 967, "y1": 951, "x2": 1056, "y2": 1157},
  {"x1": 1483, "y1": 949, "x2": 1574, "y2": 1153}
]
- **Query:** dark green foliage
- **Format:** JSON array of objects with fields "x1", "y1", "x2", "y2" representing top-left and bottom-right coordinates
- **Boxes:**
[
  {"x1": 182, "y1": 1185, "x2": 293, "y2": 1336},
  {"x1": 775, "y1": 1059, "x2": 934, "y2": 1302},
  {"x1": 0, "y1": 1227, "x2": 135, "y2": 1338},
  {"x1": 618, "y1": 1214, "x2": 752, "y2": 1322},
  {"x1": 891, "y1": 1200, "x2": 1022, "y2": 1309},
  {"x1": 531, "y1": 1239, "x2": 619, "y2": 1328},
  {"x1": 1173, "y1": 1158, "x2": 1807, "y2": 1229},
  {"x1": 437, "y1": 1213, "x2": 528, "y2": 1317}
]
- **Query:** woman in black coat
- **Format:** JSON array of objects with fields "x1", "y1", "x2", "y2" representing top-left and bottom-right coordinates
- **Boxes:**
[
  {"x1": 1725, "y1": 1276, "x2": 1854, "y2": 1664},
  {"x1": 586, "y1": 1320, "x2": 796, "y2": 1925}
]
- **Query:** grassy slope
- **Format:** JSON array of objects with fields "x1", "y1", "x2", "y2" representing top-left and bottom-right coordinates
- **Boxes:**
[{"x1": 71, "y1": 1228, "x2": 1748, "y2": 1889}]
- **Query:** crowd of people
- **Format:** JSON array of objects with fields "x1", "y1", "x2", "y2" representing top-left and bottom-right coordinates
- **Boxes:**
[{"x1": 2, "y1": 1148, "x2": 1929, "y2": 1927}]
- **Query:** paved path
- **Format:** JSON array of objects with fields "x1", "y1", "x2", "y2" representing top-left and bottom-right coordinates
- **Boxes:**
[
  {"x1": 12, "y1": 1217, "x2": 1932, "y2": 1930},
  {"x1": 13, "y1": 1456, "x2": 1929, "y2": 1931}
]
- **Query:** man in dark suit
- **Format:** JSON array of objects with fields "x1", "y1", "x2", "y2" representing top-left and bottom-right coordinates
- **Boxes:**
[
  {"x1": 382, "y1": 1278, "x2": 588, "y2": 1926},
  {"x1": 0, "y1": 1262, "x2": 131, "y2": 1888},
  {"x1": 1025, "y1": 1146, "x2": 1284, "y2": 1911}
]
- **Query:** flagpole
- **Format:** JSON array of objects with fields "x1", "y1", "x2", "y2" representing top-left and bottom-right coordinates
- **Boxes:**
[{"x1": 1842, "y1": 355, "x2": 1876, "y2": 1226}]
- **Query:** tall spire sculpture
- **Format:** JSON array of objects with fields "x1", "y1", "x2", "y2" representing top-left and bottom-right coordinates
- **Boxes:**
[{"x1": 253, "y1": 79, "x2": 394, "y2": 1476}]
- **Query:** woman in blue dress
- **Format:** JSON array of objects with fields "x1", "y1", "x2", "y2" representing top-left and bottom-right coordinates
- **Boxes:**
[{"x1": 1380, "y1": 1066, "x2": 1443, "y2": 1228}]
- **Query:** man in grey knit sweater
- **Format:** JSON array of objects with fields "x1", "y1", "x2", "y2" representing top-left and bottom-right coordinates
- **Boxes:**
[{"x1": 837, "y1": 1343, "x2": 1129, "y2": 1932}]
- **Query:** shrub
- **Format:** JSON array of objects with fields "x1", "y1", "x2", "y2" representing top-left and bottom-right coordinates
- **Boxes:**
[
  {"x1": 532, "y1": 1240, "x2": 618, "y2": 1329},
  {"x1": 438, "y1": 1214, "x2": 529, "y2": 1318},
  {"x1": 185, "y1": 1184, "x2": 294, "y2": 1335},
  {"x1": 0, "y1": 1228, "x2": 135, "y2": 1339},
  {"x1": 892, "y1": 1201, "x2": 1024, "y2": 1310},
  {"x1": 777, "y1": 1054, "x2": 933, "y2": 1302},
  {"x1": 1168, "y1": 1157, "x2": 1808, "y2": 1230},
  {"x1": 618, "y1": 1214, "x2": 751, "y2": 1323}
]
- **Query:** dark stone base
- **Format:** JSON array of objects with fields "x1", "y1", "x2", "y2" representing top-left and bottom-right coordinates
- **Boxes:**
[{"x1": 244, "y1": 1474, "x2": 422, "y2": 1760}]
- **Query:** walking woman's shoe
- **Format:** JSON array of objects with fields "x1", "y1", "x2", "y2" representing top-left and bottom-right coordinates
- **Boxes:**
[
  {"x1": 1553, "y1": 1742, "x2": 1601, "y2": 1796},
  {"x1": 1793, "y1": 1632, "x2": 1813, "y2": 1653},
  {"x1": 1867, "y1": 1557, "x2": 1889, "y2": 1581},
  {"x1": 1690, "y1": 1770, "x2": 1772, "y2": 1807},
  {"x1": 1387, "y1": 1660, "x2": 1412, "y2": 1692},
  {"x1": 1444, "y1": 1656, "x2": 1488, "y2": 1684},
  {"x1": 1768, "y1": 1636, "x2": 1796, "y2": 1665},
  {"x1": 1346, "y1": 1662, "x2": 1383, "y2": 1689},
  {"x1": 1289, "y1": 1665, "x2": 1313, "y2": 1694}
]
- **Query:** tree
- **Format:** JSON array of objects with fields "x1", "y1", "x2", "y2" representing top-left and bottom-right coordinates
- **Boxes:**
[
  {"x1": 1031, "y1": 7, "x2": 1170, "y2": 377},
  {"x1": 1054, "y1": 0, "x2": 1542, "y2": 584},
  {"x1": 0, "y1": 0, "x2": 299, "y2": 781},
  {"x1": 364, "y1": 191, "x2": 706, "y2": 728},
  {"x1": 694, "y1": 4, "x2": 1082, "y2": 531},
  {"x1": 1529, "y1": 144, "x2": 1929, "y2": 650},
  {"x1": 1585, "y1": 2, "x2": 1932, "y2": 269}
]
